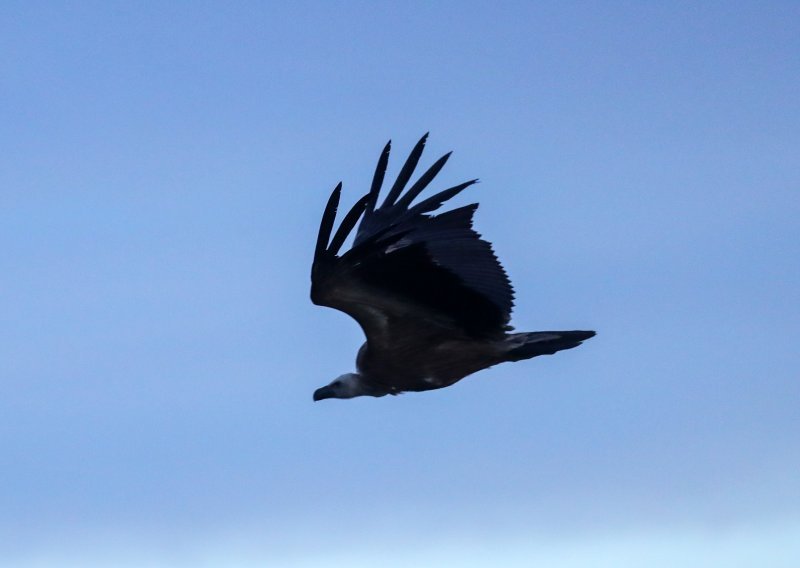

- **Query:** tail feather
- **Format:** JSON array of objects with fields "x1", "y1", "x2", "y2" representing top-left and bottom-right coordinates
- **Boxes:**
[{"x1": 504, "y1": 330, "x2": 595, "y2": 362}]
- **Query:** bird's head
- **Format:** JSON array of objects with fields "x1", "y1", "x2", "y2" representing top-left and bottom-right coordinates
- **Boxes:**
[{"x1": 313, "y1": 372, "x2": 368, "y2": 401}]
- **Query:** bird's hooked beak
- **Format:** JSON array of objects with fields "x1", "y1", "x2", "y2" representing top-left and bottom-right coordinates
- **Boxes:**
[{"x1": 313, "y1": 385, "x2": 335, "y2": 401}]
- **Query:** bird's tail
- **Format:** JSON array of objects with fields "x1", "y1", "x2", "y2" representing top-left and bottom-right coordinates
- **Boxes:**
[{"x1": 503, "y1": 330, "x2": 595, "y2": 362}]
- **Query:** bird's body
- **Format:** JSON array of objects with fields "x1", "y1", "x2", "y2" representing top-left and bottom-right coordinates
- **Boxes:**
[
  {"x1": 354, "y1": 330, "x2": 501, "y2": 394},
  {"x1": 311, "y1": 134, "x2": 594, "y2": 401}
]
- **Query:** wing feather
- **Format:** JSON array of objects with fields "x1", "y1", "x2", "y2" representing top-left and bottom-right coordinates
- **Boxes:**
[
  {"x1": 380, "y1": 132, "x2": 428, "y2": 207},
  {"x1": 328, "y1": 193, "x2": 370, "y2": 255},
  {"x1": 408, "y1": 179, "x2": 478, "y2": 215},
  {"x1": 365, "y1": 140, "x2": 391, "y2": 215},
  {"x1": 394, "y1": 151, "x2": 451, "y2": 209},
  {"x1": 314, "y1": 183, "x2": 341, "y2": 259},
  {"x1": 311, "y1": 136, "x2": 515, "y2": 355}
]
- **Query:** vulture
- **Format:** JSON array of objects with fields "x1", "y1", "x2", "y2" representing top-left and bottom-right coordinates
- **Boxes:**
[{"x1": 311, "y1": 134, "x2": 594, "y2": 401}]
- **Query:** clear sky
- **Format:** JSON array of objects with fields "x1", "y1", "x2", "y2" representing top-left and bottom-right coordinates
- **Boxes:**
[{"x1": 2, "y1": 2, "x2": 799, "y2": 566}]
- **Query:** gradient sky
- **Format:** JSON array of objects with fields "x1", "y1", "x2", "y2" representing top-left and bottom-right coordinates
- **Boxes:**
[{"x1": 2, "y1": 2, "x2": 799, "y2": 566}]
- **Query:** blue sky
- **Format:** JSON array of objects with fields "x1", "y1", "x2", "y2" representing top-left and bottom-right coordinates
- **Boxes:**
[{"x1": 2, "y1": 2, "x2": 799, "y2": 566}]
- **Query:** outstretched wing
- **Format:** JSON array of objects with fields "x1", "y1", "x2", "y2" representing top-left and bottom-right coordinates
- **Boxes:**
[{"x1": 311, "y1": 135, "x2": 515, "y2": 352}]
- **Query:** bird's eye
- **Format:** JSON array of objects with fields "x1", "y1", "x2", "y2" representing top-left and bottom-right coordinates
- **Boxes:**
[{"x1": 333, "y1": 381, "x2": 341, "y2": 387}]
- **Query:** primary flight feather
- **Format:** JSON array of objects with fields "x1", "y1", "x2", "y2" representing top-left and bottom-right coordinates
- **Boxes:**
[{"x1": 311, "y1": 134, "x2": 595, "y2": 401}]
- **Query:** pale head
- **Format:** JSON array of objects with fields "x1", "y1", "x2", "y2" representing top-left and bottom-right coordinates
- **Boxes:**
[{"x1": 313, "y1": 372, "x2": 368, "y2": 401}]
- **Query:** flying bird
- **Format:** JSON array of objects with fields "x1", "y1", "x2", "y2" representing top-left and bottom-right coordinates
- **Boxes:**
[{"x1": 311, "y1": 134, "x2": 594, "y2": 401}]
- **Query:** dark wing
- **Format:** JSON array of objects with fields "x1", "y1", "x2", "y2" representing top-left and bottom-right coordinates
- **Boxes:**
[{"x1": 311, "y1": 135, "x2": 515, "y2": 352}]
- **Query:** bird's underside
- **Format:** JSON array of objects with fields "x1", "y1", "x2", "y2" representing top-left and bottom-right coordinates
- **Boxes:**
[{"x1": 310, "y1": 134, "x2": 595, "y2": 401}]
